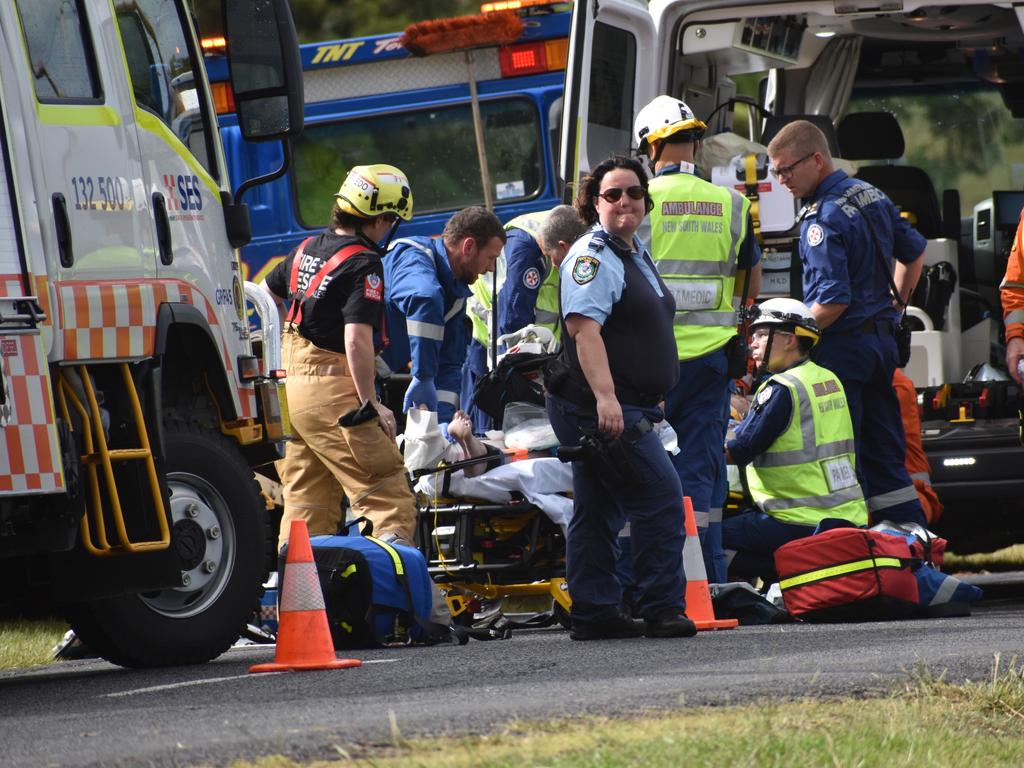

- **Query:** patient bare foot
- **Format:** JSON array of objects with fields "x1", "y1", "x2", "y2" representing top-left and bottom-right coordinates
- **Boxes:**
[{"x1": 448, "y1": 411, "x2": 488, "y2": 477}]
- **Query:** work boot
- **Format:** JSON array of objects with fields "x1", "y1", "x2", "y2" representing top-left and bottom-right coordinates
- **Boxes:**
[
  {"x1": 569, "y1": 612, "x2": 643, "y2": 641},
  {"x1": 644, "y1": 609, "x2": 697, "y2": 638}
]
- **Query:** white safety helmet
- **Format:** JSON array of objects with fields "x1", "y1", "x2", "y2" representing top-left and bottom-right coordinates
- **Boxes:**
[
  {"x1": 634, "y1": 95, "x2": 708, "y2": 153},
  {"x1": 750, "y1": 298, "x2": 821, "y2": 346}
]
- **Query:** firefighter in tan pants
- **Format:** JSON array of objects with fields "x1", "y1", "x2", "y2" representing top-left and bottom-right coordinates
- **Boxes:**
[{"x1": 263, "y1": 165, "x2": 416, "y2": 551}]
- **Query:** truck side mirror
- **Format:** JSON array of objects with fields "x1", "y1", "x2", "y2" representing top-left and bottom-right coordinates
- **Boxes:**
[{"x1": 222, "y1": 0, "x2": 304, "y2": 142}]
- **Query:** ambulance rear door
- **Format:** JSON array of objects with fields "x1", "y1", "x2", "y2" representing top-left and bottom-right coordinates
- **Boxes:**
[{"x1": 559, "y1": 0, "x2": 656, "y2": 193}]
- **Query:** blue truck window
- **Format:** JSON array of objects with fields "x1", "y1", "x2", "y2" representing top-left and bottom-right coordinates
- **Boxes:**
[
  {"x1": 16, "y1": 0, "x2": 101, "y2": 103},
  {"x1": 292, "y1": 98, "x2": 543, "y2": 227}
]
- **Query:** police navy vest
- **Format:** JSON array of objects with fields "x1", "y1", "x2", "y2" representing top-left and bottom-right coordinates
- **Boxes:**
[
  {"x1": 745, "y1": 360, "x2": 868, "y2": 527},
  {"x1": 648, "y1": 170, "x2": 749, "y2": 360},
  {"x1": 560, "y1": 232, "x2": 678, "y2": 402}
]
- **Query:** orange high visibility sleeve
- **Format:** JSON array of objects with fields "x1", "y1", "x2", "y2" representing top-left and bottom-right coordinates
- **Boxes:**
[
  {"x1": 892, "y1": 369, "x2": 943, "y2": 524},
  {"x1": 1001, "y1": 209, "x2": 1024, "y2": 342}
]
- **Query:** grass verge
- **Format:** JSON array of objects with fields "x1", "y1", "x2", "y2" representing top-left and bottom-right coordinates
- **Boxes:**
[
  {"x1": 0, "y1": 618, "x2": 67, "y2": 670},
  {"x1": 945, "y1": 543, "x2": 1024, "y2": 572},
  {"x1": 231, "y1": 656, "x2": 1024, "y2": 768}
]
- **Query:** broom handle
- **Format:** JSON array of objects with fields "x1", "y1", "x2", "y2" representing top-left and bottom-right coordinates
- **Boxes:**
[{"x1": 466, "y1": 50, "x2": 494, "y2": 212}]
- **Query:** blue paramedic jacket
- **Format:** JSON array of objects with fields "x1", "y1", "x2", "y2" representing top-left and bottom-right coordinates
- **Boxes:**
[{"x1": 382, "y1": 237, "x2": 472, "y2": 422}]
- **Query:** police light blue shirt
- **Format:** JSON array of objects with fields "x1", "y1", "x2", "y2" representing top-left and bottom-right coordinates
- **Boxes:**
[
  {"x1": 559, "y1": 225, "x2": 664, "y2": 325},
  {"x1": 800, "y1": 170, "x2": 927, "y2": 333}
]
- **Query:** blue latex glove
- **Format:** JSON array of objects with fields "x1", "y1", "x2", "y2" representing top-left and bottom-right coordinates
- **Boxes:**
[
  {"x1": 403, "y1": 376, "x2": 438, "y2": 413},
  {"x1": 438, "y1": 421, "x2": 455, "y2": 444}
]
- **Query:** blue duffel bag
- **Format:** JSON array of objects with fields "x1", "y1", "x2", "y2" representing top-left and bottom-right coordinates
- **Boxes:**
[{"x1": 280, "y1": 520, "x2": 439, "y2": 648}]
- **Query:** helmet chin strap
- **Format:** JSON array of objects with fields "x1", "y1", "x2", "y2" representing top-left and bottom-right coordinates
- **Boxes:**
[
  {"x1": 754, "y1": 327, "x2": 777, "y2": 379},
  {"x1": 380, "y1": 218, "x2": 401, "y2": 252},
  {"x1": 357, "y1": 218, "x2": 402, "y2": 254}
]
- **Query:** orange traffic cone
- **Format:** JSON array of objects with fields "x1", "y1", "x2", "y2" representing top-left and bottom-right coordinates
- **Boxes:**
[
  {"x1": 250, "y1": 520, "x2": 362, "y2": 673},
  {"x1": 682, "y1": 496, "x2": 738, "y2": 631}
]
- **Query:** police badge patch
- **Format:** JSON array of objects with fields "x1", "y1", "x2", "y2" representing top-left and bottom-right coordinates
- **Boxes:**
[
  {"x1": 806, "y1": 223, "x2": 825, "y2": 247},
  {"x1": 572, "y1": 255, "x2": 600, "y2": 285},
  {"x1": 523, "y1": 267, "x2": 541, "y2": 289}
]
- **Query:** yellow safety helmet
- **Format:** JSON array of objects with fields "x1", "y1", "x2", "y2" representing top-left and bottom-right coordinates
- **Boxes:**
[
  {"x1": 634, "y1": 95, "x2": 708, "y2": 152},
  {"x1": 334, "y1": 164, "x2": 413, "y2": 221},
  {"x1": 750, "y1": 298, "x2": 821, "y2": 346}
]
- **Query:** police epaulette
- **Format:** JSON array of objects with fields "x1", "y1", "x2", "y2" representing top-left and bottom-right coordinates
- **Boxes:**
[{"x1": 586, "y1": 231, "x2": 610, "y2": 253}]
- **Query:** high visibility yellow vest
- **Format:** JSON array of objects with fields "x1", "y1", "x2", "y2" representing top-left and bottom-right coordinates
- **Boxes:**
[
  {"x1": 745, "y1": 360, "x2": 869, "y2": 527},
  {"x1": 649, "y1": 171, "x2": 749, "y2": 360},
  {"x1": 467, "y1": 210, "x2": 560, "y2": 346}
]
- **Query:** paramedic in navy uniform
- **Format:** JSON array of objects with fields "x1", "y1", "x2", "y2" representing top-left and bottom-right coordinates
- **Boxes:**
[
  {"x1": 766, "y1": 120, "x2": 928, "y2": 527},
  {"x1": 546, "y1": 155, "x2": 696, "y2": 641}
]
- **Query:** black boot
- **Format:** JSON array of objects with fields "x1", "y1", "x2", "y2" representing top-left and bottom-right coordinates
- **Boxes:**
[
  {"x1": 570, "y1": 612, "x2": 643, "y2": 641},
  {"x1": 644, "y1": 609, "x2": 697, "y2": 638}
]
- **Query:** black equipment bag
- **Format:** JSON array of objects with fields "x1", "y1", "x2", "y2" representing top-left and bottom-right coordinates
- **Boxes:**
[{"x1": 473, "y1": 352, "x2": 556, "y2": 427}]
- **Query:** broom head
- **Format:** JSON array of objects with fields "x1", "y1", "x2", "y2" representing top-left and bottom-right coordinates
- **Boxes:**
[{"x1": 401, "y1": 12, "x2": 524, "y2": 57}]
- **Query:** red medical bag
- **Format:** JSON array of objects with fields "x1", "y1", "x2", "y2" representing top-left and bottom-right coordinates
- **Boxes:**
[{"x1": 774, "y1": 527, "x2": 921, "y2": 621}]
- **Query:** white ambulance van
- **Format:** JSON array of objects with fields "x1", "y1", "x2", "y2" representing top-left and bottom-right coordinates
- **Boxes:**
[
  {"x1": 0, "y1": 0, "x2": 302, "y2": 666},
  {"x1": 560, "y1": 0, "x2": 1024, "y2": 548}
]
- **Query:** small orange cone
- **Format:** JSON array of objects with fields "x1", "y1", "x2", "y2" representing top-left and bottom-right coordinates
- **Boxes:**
[
  {"x1": 250, "y1": 520, "x2": 362, "y2": 673},
  {"x1": 682, "y1": 496, "x2": 738, "y2": 631}
]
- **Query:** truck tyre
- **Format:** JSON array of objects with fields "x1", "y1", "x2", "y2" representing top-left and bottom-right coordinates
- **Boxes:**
[{"x1": 67, "y1": 422, "x2": 266, "y2": 667}]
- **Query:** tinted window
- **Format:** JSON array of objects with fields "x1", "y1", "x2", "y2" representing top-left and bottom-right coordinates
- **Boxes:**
[
  {"x1": 292, "y1": 99, "x2": 543, "y2": 227},
  {"x1": 118, "y1": 0, "x2": 216, "y2": 175},
  {"x1": 586, "y1": 22, "x2": 637, "y2": 161},
  {"x1": 17, "y1": 0, "x2": 100, "y2": 102}
]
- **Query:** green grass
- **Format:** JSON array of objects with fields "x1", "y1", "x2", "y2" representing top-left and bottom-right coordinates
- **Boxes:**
[
  {"x1": 230, "y1": 657, "x2": 1024, "y2": 768},
  {"x1": 945, "y1": 544, "x2": 1024, "y2": 572},
  {"x1": 0, "y1": 618, "x2": 68, "y2": 670}
]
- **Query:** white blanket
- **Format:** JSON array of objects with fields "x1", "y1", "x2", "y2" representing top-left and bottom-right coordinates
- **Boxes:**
[{"x1": 415, "y1": 457, "x2": 574, "y2": 530}]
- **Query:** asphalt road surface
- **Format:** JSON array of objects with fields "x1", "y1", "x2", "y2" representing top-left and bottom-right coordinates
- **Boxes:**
[{"x1": 2, "y1": 598, "x2": 1023, "y2": 768}]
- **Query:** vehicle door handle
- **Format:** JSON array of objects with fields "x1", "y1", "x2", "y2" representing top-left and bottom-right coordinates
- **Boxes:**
[
  {"x1": 152, "y1": 192, "x2": 173, "y2": 265},
  {"x1": 52, "y1": 193, "x2": 74, "y2": 268}
]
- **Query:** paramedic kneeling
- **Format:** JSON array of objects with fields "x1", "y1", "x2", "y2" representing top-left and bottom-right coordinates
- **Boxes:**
[
  {"x1": 723, "y1": 299, "x2": 868, "y2": 580},
  {"x1": 546, "y1": 155, "x2": 694, "y2": 641}
]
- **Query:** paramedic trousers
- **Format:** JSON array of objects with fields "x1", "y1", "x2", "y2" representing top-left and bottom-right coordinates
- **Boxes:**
[
  {"x1": 460, "y1": 338, "x2": 492, "y2": 435},
  {"x1": 277, "y1": 330, "x2": 416, "y2": 551},
  {"x1": 723, "y1": 509, "x2": 815, "y2": 580},
  {"x1": 663, "y1": 347, "x2": 730, "y2": 583},
  {"x1": 812, "y1": 326, "x2": 927, "y2": 528},
  {"x1": 547, "y1": 394, "x2": 686, "y2": 623}
]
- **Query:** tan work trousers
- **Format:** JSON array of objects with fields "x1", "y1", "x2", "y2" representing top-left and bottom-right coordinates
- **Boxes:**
[{"x1": 277, "y1": 330, "x2": 416, "y2": 550}]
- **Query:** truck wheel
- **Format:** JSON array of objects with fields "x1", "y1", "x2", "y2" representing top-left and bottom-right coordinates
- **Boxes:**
[{"x1": 67, "y1": 422, "x2": 266, "y2": 667}]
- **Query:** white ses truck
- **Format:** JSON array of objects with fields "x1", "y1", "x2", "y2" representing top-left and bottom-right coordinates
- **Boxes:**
[
  {"x1": 0, "y1": 0, "x2": 302, "y2": 667},
  {"x1": 561, "y1": 0, "x2": 1024, "y2": 548}
]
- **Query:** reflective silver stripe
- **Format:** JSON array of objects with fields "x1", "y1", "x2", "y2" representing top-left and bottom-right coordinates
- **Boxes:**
[
  {"x1": 682, "y1": 528, "x2": 708, "y2": 582},
  {"x1": 438, "y1": 390, "x2": 459, "y2": 406},
  {"x1": 727, "y1": 188, "x2": 746, "y2": 268},
  {"x1": 407, "y1": 319, "x2": 445, "y2": 341},
  {"x1": 535, "y1": 308, "x2": 560, "y2": 325},
  {"x1": 999, "y1": 278, "x2": 1024, "y2": 289},
  {"x1": 709, "y1": 507, "x2": 723, "y2": 523},
  {"x1": 1005, "y1": 309, "x2": 1024, "y2": 324},
  {"x1": 278, "y1": 562, "x2": 325, "y2": 612},
  {"x1": 760, "y1": 484, "x2": 865, "y2": 513},
  {"x1": 910, "y1": 471, "x2": 931, "y2": 484},
  {"x1": 388, "y1": 237, "x2": 431, "y2": 255},
  {"x1": 618, "y1": 522, "x2": 631, "y2": 538},
  {"x1": 866, "y1": 484, "x2": 919, "y2": 512},
  {"x1": 754, "y1": 439, "x2": 857, "y2": 468},
  {"x1": 657, "y1": 259, "x2": 733, "y2": 277},
  {"x1": 693, "y1": 509, "x2": 711, "y2": 528},
  {"x1": 724, "y1": 548, "x2": 738, "y2": 566},
  {"x1": 928, "y1": 575, "x2": 960, "y2": 606},
  {"x1": 444, "y1": 298, "x2": 466, "y2": 323},
  {"x1": 673, "y1": 310, "x2": 738, "y2": 327}
]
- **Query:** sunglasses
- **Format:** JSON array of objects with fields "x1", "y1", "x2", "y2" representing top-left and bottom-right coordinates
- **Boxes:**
[{"x1": 597, "y1": 185, "x2": 645, "y2": 203}]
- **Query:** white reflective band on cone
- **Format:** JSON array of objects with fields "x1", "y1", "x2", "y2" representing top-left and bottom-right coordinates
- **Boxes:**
[
  {"x1": 278, "y1": 562, "x2": 325, "y2": 612},
  {"x1": 682, "y1": 531, "x2": 708, "y2": 582}
]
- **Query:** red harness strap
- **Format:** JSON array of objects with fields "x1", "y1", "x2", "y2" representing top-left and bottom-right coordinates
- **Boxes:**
[{"x1": 286, "y1": 240, "x2": 367, "y2": 326}]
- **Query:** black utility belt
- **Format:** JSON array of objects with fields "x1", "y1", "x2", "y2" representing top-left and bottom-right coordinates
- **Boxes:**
[
  {"x1": 544, "y1": 358, "x2": 662, "y2": 409},
  {"x1": 859, "y1": 319, "x2": 895, "y2": 335}
]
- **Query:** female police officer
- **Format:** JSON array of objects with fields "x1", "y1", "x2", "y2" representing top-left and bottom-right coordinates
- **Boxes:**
[{"x1": 546, "y1": 156, "x2": 695, "y2": 640}]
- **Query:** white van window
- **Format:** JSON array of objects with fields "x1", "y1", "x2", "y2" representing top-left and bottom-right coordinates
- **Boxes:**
[
  {"x1": 586, "y1": 22, "x2": 637, "y2": 161},
  {"x1": 292, "y1": 99, "x2": 544, "y2": 226},
  {"x1": 117, "y1": 0, "x2": 216, "y2": 176},
  {"x1": 16, "y1": 0, "x2": 101, "y2": 102}
]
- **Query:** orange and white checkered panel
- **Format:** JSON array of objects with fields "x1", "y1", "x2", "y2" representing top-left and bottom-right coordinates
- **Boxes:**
[
  {"x1": 0, "y1": 275, "x2": 64, "y2": 495},
  {"x1": 56, "y1": 279, "x2": 254, "y2": 419}
]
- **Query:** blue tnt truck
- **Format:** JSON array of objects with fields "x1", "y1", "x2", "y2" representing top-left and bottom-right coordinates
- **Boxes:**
[{"x1": 204, "y1": 1, "x2": 571, "y2": 286}]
